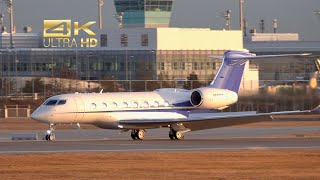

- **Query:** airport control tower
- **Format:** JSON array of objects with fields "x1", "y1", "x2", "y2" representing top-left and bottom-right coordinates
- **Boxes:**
[{"x1": 113, "y1": 0, "x2": 174, "y2": 28}]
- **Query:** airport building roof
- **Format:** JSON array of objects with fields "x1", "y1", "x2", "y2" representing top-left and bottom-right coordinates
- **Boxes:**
[
  {"x1": 245, "y1": 41, "x2": 320, "y2": 54},
  {"x1": 98, "y1": 28, "x2": 244, "y2": 51}
]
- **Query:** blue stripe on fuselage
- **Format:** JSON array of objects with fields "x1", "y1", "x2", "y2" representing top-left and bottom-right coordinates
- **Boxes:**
[{"x1": 69, "y1": 108, "x2": 217, "y2": 117}]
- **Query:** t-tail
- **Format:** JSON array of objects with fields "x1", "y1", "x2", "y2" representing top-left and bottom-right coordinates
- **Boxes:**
[{"x1": 208, "y1": 50, "x2": 311, "y2": 94}]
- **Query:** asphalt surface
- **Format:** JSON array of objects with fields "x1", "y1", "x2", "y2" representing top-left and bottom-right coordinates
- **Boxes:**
[
  {"x1": 0, "y1": 127, "x2": 319, "y2": 154},
  {"x1": 0, "y1": 138, "x2": 320, "y2": 154},
  {"x1": 0, "y1": 127, "x2": 319, "y2": 140}
]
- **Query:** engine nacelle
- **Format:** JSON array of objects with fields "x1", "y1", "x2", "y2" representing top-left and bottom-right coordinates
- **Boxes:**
[{"x1": 190, "y1": 88, "x2": 238, "y2": 109}]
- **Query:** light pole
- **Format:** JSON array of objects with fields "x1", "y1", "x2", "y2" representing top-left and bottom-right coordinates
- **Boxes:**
[
  {"x1": 113, "y1": 12, "x2": 124, "y2": 31},
  {"x1": 128, "y1": 55, "x2": 134, "y2": 91},
  {"x1": 151, "y1": 50, "x2": 156, "y2": 80},
  {"x1": 239, "y1": 0, "x2": 244, "y2": 32},
  {"x1": 0, "y1": 52, "x2": 2, "y2": 96},
  {"x1": 5, "y1": 0, "x2": 14, "y2": 49},
  {"x1": 74, "y1": 50, "x2": 80, "y2": 90},
  {"x1": 75, "y1": 50, "x2": 78, "y2": 79},
  {"x1": 7, "y1": 49, "x2": 10, "y2": 95},
  {"x1": 220, "y1": 10, "x2": 231, "y2": 30},
  {"x1": 15, "y1": 50, "x2": 18, "y2": 94},
  {"x1": 87, "y1": 52, "x2": 92, "y2": 91},
  {"x1": 129, "y1": 55, "x2": 134, "y2": 81},
  {"x1": 125, "y1": 50, "x2": 128, "y2": 81},
  {"x1": 315, "y1": 10, "x2": 320, "y2": 19},
  {"x1": 0, "y1": 52, "x2": 2, "y2": 79},
  {"x1": 98, "y1": 0, "x2": 104, "y2": 30},
  {"x1": 113, "y1": 12, "x2": 125, "y2": 82},
  {"x1": 51, "y1": 51, "x2": 54, "y2": 78}
]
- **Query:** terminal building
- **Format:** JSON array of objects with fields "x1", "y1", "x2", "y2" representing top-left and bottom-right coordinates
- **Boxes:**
[
  {"x1": 0, "y1": 0, "x2": 259, "y2": 95},
  {"x1": 244, "y1": 33, "x2": 320, "y2": 81},
  {"x1": 1, "y1": 0, "x2": 319, "y2": 95}
]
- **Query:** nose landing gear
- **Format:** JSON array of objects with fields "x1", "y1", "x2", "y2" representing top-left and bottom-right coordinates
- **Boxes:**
[{"x1": 45, "y1": 123, "x2": 56, "y2": 141}]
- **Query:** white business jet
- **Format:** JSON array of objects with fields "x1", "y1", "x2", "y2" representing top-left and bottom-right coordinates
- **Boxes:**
[{"x1": 31, "y1": 50, "x2": 317, "y2": 141}]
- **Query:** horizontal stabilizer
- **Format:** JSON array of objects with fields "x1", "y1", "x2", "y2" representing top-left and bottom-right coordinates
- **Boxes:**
[{"x1": 209, "y1": 53, "x2": 312, "y2": 60}]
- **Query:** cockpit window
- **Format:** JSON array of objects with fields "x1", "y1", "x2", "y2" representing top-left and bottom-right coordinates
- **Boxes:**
[
  {"x1": 45, "y1": 100, "x2": 58, "y2": 106},
  {"x1": 57, "y1": 100, "x2": 67, "y2": 105}
]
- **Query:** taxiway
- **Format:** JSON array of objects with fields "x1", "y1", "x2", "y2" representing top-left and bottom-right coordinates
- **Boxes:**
[{"x1": 0, "y1": 127, "x2": 319, "y2": 154}]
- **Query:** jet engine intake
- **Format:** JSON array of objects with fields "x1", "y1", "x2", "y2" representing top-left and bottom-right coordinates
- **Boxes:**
[{"x1": 190, "y1": 88, "x2": 238, "y2": 109}]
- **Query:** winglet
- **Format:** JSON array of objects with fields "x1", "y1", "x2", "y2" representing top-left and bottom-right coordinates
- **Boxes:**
[{"x1": 311, "y1": 105, "x2": 320, "y2": 113}]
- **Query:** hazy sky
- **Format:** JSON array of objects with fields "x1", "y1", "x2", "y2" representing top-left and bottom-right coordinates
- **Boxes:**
[{"x1": 1, "y1": 0, "x2": 319, "y2": 41}]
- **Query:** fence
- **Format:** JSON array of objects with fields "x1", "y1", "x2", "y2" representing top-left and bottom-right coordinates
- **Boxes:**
[
  {"x1": 0, "y1": 105, "x2": 32, "y2": 118},
  {"x1": 0, "y1": 78, "x2": 264, "y2": 96},
  {"x1": 0, "y1": 79, "x2": 318, "y2": 113}
]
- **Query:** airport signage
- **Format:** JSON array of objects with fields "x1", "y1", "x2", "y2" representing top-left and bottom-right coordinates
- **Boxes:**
[{"x1": 43, "y1": 20, "x2": 98, "y2": 48}]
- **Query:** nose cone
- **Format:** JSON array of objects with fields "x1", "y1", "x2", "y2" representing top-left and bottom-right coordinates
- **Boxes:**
[{"x1": 31, "y1": 109, "x2": 50, "y2": 123}]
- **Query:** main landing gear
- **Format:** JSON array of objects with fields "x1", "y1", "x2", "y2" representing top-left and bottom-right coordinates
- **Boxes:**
[
  {"x1": 45, "y1": 123, "x2": 56, "y2": 141},
  {"x1": 169, "y1": 129, "x2": 184, "y2": 140},
  {"x1": 129, "y1": 129, "x2": 185, "y2": 140},
  {"x1": 131, "y1": 129, "x2": 145, "y2": 140}
]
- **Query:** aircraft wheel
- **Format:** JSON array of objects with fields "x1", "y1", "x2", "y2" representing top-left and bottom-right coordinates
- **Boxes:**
[
  {"x1": 169, "y1": 129, "x2": 184, "y2": 140},
  {"x1": 131, "y1": 131, "x2": 137, "y2": 140},
  {"x1": 45, "y1": 123, "x2": 56, "y2": 141},
  {"x1": 45, "y1": 134, "x2": 49, "y2": 141},
  {"x1": 174, "y1": 131, "x2": 184, "y2": 140},
  {"x1": 46, "y1": 134, "x2": 55, "y2": 141},
  {"x1": 136, "y1": 130, "x2": 145, "y2": 140},
  {"x1": 169, "y1": 132, "x2": 175, "y2": 140}
]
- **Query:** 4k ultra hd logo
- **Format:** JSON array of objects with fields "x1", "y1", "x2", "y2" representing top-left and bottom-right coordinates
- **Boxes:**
[{"x1": 43, "y1": 20, "x2": 98, "y2": 48}]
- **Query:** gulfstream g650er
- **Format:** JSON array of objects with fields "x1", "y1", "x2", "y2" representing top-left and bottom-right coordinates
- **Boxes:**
[{"x1": 31, "y1": 50, "x2": 316, "y2": 141}]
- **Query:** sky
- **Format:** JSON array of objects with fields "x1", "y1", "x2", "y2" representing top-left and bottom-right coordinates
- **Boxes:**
[{"x1": 1, "y1": 0, "x2": 319, "y2": 41}]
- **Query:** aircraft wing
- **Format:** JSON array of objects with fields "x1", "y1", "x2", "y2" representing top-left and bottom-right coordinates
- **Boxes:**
[{"x1": 119, "y1": 107, "x2": 319, "y2": 131}]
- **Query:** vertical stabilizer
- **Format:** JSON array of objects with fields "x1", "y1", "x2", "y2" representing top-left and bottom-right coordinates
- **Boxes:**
[
  {"x1": 208, "y1": 51, "x2": 310, "y2": 93},
  {"x1": 209, "y1": 51, "x2": 255, "y2": 93}
]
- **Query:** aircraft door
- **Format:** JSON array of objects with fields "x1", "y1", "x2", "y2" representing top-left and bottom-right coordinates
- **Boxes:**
[{"x1": 74, "y1": 96, "x2": 85, "y2": 122}]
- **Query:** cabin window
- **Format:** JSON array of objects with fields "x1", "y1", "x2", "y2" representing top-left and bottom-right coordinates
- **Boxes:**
[
  {"x1": 102, "y1": 103, "x2": 107, "y2": 108},
  {"x1": 164, "y1": 101, "x2": 170, "y2": 107},
  {"x1": 112, "y1": 102, "x2": 118, "y2": 108},
  {"x1": 132, "y1": 102, "x2": 139, "y2": 108},
  {"x1": 45, "y1": 100, "x2": 58, "y2": 106},
  {"x1": 122, "y1": 102, "x2": 129, "y2": 108},
  {"x1": 154, "y1": 101, "x2": 159, "y2": 107},
  {"x1": 142, "y1": 101, "x2": 149, "y2": 108},
  {"x1": 57, "y1": 100, "x2": 67, "y2": 105},
  {"x1": 91, "y1": 103, "x2": 97, "y2": 109}
]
